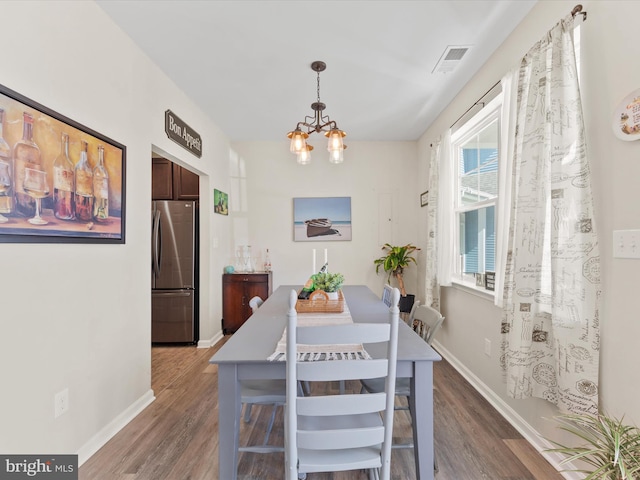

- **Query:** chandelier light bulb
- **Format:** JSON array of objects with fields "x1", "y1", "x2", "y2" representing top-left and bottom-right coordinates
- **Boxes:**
[
  {"x1": 297, "y1": 144, "x2": 313, "y2": 165},
  {"x1": 329, "y1": 147, "x2": 344, "y2": 164},
  {"x1": 327, "y1": 128, "x2": 345, "y2": 152},
  {"x1": 288, "y1": 129, "x2": 308, "y2": 154}
]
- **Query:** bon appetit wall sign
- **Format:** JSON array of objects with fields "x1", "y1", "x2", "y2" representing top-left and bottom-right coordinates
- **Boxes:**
[{"x1": 164, "y1": 109, "x2": 202, "y2": 158}]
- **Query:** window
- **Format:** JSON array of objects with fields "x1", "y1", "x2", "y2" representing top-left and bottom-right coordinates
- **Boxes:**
[{"x1": 450, "y1": 95, "x2": 501, "y2": 289}]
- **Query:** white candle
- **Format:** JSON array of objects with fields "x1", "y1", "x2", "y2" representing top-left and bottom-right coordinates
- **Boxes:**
[
  {"x1": 312, "y1": 249, "x2": 316, "y2": 274},
  {"x1": 324, "y1": 248, "x2": 328, "y2": 266}
]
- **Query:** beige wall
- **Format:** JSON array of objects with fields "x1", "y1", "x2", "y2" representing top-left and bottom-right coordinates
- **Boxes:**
[{"x1": 418, "y1": 0, "x2": 640, "y2": 473}]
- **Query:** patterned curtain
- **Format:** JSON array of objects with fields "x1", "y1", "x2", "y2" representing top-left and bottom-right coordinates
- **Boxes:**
[{"x1": 501, "y1": 15, "x2": 601, "y2": 415}]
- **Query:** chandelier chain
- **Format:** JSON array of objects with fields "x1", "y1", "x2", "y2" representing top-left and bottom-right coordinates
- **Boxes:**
[{"x1": 317, "y1": 71, "x2": 321, "y2": 104}]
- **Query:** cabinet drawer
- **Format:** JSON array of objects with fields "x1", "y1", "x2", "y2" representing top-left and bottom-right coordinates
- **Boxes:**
[{"x1": 224, "y1": 273, "x2": 269, "y2": 283}]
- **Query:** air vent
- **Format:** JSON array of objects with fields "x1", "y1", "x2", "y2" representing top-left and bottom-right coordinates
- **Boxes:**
[{"x1": 432, "y1": 45, "x2": 471, "y2": 74}]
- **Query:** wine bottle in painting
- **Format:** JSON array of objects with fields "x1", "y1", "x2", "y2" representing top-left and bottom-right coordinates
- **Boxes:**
[
  {"x1": 92, "y1": 145, "x2": 109, "y2": 222},
  {"x1": 74, "y1": 140, "x2": 93, "y2": 222},
  {"x1": 0, "y1": 108, "x2": 13, "y2": 215},
  {"x1": 13, "y1": 112, "x2": 41, "y2": 217},
  {"x1": 53, "y1": 133, "x2": 75, "y2": 220}
]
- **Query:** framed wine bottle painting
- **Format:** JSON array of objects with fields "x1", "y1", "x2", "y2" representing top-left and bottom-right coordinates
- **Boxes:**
[{"x1": 0, "y1": 83, "x2": 126, "y2": 244}]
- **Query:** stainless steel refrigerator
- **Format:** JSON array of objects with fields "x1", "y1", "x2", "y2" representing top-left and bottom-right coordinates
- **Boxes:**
[{"x1": 151, "y1": 200, "x2": 198, "y2": 343}]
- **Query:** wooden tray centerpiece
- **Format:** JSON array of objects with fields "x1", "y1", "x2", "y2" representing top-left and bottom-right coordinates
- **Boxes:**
[{"x1": 296, "y1": 289, "x2": 345, "y2": 313}]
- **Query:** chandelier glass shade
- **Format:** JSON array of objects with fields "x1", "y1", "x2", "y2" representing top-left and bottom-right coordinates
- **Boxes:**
[
  {"x1": 287, "y1": 61, "x2": 346, "y2": 165},
  {"x1": 296, "y1": 144, "x2": 313, "y2": 165}
]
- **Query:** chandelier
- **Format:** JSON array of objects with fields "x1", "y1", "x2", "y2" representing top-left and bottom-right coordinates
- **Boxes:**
[{"x1": 287, "y1": 61, "x2": 347, "y2": 165}]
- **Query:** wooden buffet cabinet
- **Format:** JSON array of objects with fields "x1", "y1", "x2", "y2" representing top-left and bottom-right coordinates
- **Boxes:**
[{"x1": 222, "y1": 272, "x2": 272, "y2": 334}]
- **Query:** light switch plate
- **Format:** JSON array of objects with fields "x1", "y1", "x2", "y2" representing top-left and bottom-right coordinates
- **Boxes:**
[{"x1": 613, "y1": 230, "x2": 640, "y2": 259}]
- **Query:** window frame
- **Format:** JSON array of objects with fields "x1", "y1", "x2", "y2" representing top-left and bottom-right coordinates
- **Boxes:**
[{"x1": 450, "y1": 94, "x2": 502, "y2": 291}]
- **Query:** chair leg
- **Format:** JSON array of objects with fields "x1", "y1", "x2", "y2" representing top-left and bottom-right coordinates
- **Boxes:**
[
  {"x1": 298, "y1": 381, "x2": 309, "y2": 396},
  {"x1": 263, "y1": 403, "x2": 280, "y2": 445},
  {"x1": 243, "y1": 403, "x2": 252, "y2": 423}
]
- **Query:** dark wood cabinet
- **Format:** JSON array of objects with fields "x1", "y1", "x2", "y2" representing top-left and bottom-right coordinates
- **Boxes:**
[
  {"x1": 173, "y1": 163, "x2": 199, "y2": 200},
  {"x1": 222, "y1": 272, "x2": 272, "y2": 334},
  {"x1": 151, "y1": 158, "x2": 174, "y2": 200},
  {"x1": 152, "y1": 157, "x2": 199, "y2": 200}
]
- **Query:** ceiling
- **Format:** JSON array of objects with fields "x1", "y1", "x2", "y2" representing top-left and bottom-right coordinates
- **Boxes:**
[{"x1": 96, "y1": 0, "x2": 536, "y2": 143}]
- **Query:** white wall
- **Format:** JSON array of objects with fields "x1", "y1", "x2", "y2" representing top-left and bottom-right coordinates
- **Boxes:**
[
  {"x1": 0, "y1": 1, "x2": 230, "y2": 460},
  {"x1": 232, "y1": 141, "x2": 420, "y2": 294},
  {"x1": 417, "y1": 0, "x2": 640, "y2": 467}
]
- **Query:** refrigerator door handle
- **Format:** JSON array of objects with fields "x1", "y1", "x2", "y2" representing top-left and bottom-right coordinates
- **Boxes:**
[
  {"x1": 153, "y1": 291, "x2": 192, "y2": 297},
  {"x1": 152, "y1": 210, "x2": 162, "y2": 276}
]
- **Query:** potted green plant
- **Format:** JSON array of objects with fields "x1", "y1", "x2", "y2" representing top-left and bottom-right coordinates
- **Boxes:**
[
  {"x1": 547, "y1": 412, "x2": 640, "y2": 479},
  {"x1": 312, "y1": 272, "x2": 345, "y2": 299},
  {"x1": 374, "y1": 243, "x2": 420, "y2": 312}
]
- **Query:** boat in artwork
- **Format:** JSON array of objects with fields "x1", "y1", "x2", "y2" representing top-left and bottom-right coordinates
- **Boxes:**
[{"x1": 305, "y1": 218, "x2": 332, "y2": 237}]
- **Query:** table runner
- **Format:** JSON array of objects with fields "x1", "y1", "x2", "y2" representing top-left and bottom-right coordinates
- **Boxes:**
[{"x1": 267, "y1": 301, "x2": 372, "y2": 361}]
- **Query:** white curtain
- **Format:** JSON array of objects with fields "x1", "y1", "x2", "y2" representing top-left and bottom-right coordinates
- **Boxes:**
[
  {"x1": 436, "y1": 130, "x2": 453, "y2": 289},
  {"x1": 494, "y1": 69, "x2": 518, "y2": 308},
  {"x1": 501, "y1": 15, "x2": 601, "y2": 415},
  {"x1": 424, "y1": 139, "x2": 441, "y2": 309}
]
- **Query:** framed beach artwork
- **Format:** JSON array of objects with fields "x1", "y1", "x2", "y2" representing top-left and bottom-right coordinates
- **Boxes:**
[
  {"x1": 293, "y1": 196, "x2": 352, "y2": 242},
  {"x1": 0, "y1": 83, "x2": 126, "y2": 244}
]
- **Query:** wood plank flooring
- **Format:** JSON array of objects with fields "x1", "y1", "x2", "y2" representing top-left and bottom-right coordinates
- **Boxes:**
[{"x1": 79, "y1": 339, "x2": 563, "y2": 479}]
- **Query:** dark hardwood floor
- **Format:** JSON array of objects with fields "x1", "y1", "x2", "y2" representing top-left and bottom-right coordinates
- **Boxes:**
[{"x1": 79, "y1": 339, "x2": 563, "y2": 479}]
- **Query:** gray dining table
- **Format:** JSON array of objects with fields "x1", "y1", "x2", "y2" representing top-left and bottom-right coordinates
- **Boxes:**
[{"x1": 209, "y1": 285, "x2": 442, "y2": 480}]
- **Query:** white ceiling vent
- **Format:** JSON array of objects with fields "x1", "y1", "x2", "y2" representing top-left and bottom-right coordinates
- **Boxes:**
[{"x1": 432, "y1": 45, "x2": 471, "y2": 74}]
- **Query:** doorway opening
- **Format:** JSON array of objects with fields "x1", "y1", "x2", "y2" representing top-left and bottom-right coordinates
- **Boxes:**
[{"x1": 150, "y1": 153, "x2": 201, "y2": 388}]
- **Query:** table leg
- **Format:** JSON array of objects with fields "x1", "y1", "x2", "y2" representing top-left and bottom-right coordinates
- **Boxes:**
[
  {"x1": 218, "y1": 363, "x2": 241, "y2": 480},
  {"x1": 410, "y1": 361, "x2": 435, "y2": 480}
]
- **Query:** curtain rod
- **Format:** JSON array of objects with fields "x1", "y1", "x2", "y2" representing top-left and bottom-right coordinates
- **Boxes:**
[
  {"x1": 572, "y1": 4, "x2": 587, "y2": 21},
  {"x1": 449, "y1": 80, "x2": 500, "y2": 129}
]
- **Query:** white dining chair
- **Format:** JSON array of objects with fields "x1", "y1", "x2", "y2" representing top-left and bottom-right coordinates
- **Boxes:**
[
  {"x1": 405, "y1": 299, "x2": 421, "y2": 327},
  {"x1": 285, "y1": 288, "x2": 400, "y2": 480},
  {"x1": 360, "y1": 303, "x2": 444, "y2": 469},
  {"x1": 249, "y1": 295, "x2": 264, "y2": 313},
  {"x1": 381, "y1": 283, "x2": 393, "y2": 307}
]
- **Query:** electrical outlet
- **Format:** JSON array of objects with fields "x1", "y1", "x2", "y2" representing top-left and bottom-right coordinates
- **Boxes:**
[
  {"x1": 54, "y1": 388, "x2": 69, "y2": 418},
  {"x1": 484, "y1": 338, "x2": 491, "y2": 357}
]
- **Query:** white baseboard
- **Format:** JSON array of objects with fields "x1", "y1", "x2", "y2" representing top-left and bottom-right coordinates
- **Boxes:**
[
  {"x1": 197, "y1": 330, "x2": 223, "y2": 348},
  {"x1": 77, "y1": 389, "x2": 155, "y2": 466},
  {"x1": 431, "y1": 340, "x2": 580, "y2": 480}
]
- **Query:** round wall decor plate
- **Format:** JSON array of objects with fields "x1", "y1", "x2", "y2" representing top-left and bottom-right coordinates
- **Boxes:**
[{"x1": 612, "y1": 88, "x2": 640, "y2": 141}]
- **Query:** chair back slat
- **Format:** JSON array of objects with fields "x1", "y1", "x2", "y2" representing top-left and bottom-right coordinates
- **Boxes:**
[
  {"x1": 297, "y1": 359, "x2": 388, "y2": 382},
  {"x1": 297, "y1": 392, "x2": 386, "y2": 416},
  {"x1": 297, "y1": 323, "x2": 390, "y2": 345},
  {"x1": 297, "y1": 426, "x2": 385, "y2": 450}
]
